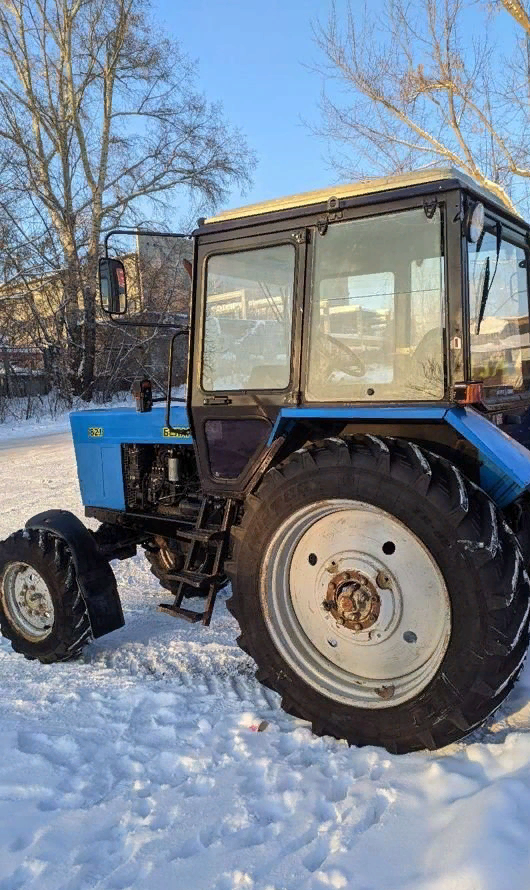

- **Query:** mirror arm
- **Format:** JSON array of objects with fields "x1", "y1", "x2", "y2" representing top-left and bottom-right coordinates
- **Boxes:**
[
  {"x1": 103, "y1": 228, "x2": 189, "y2": 258},
  {"x1": 105, "y1": 316, "x2": 190, "y2": 330},
  {"x1": 102, "y1": 227, "x2": 192, "y2": 323}
]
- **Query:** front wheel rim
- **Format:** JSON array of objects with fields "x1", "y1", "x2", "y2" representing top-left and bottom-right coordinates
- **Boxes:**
[
  {"x1": 260, "y1": 500, "x2": 451, "y2": 709},
  {"x1": 1, "y1": 562, "x2": 55, "y2": 641}
]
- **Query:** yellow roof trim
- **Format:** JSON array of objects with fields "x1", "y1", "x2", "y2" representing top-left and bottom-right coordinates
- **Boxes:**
[{"x1": 204, "y1": 166, "x2": 508, "y2": 224}]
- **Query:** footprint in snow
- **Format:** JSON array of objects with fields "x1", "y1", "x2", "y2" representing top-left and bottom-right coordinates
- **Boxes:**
[
  {"x1": 183, "y1": 773, "x2": 215, "y2": 798},
  {"x1": 9, "y1": 835, "x2": 33, "y2": 854},
  {"x1": 325, "y1": 777, "x2": 350, "y2": 803},
  {"x1": 302, "y1": 835, "x2": 334, "y2": 873},
  {"x1": 170, "y1": 835, "x2": 203, "y2": 861},
  {"x1": 310, "y1": 868, "x2": 349, "y2": 889}
]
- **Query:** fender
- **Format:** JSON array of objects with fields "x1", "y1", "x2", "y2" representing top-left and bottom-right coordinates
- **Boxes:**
[
  {"x1": 268, "y1": 405, "x2": 530, "y2": 509},
  {"x1": 445, "y1": 406, "x2": 530, "y2": 507},
  {"x1": 25, "y1": 509, "x2": 124, "y2": 639}
]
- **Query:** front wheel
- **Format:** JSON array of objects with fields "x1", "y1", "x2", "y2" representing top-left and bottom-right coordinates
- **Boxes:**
[
  {"x1": 0, "y1": 529, "x2": 92, "y2": 662},
  {"x1": 227, "y1": 437, "x2": 530, "y2": 753}
]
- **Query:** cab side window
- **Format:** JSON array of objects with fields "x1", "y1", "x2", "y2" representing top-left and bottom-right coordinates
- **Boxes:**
[
  {"x1": 468, "y1": 232, "x2": 530, "y2": 393},
  {"x1": 203, "y1": 245, "x2": 295, "y2": 391}
]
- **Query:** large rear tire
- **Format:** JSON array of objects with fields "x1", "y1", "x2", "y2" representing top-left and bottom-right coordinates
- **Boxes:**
[
  {"x1": 226, "y1": 436, "x2": 530, "y2": 753},
  {"x1": 0, "y1": 529, "x2": 92, "y2": 663}
]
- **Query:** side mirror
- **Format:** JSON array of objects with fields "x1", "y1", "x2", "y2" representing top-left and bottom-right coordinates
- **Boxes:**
[{"x1": 99, "y1": 258, "x2": 128, "y2": 314}]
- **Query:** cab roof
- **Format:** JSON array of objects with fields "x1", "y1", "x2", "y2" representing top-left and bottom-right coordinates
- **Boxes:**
[{"x1": 204, "y1": 166, "x2": 517, "y2": 225}]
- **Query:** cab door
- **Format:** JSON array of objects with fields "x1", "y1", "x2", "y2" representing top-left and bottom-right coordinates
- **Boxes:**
[{"x1": 190, "y1": 229, "x2": 306, "y2": 495}]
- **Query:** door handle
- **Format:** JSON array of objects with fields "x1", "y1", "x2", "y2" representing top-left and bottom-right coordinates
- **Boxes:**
[{"x1": 203, "y1": 396, "x2": 232, "y2": 405}]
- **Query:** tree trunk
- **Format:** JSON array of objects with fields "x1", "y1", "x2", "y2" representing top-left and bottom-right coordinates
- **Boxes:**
[{"x1": 81, "y1": 280, "x2": 97, "y2": 399}]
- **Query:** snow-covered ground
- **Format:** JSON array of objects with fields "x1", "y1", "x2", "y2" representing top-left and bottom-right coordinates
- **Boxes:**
[
  {"x1": 1, "y1": 424, "x2": 530, "y2": 889},
  {"x1": 0, "y1": 393, "x2": 130, "y2": 442}
]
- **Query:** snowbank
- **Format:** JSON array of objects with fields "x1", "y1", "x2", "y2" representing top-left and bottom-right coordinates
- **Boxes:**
[
  {"x1": 0, "y1": 392, "x2": 130, "y2": 441},
  {"x1": 0, "y1": 386, "x2": 186, "y2": 442}
]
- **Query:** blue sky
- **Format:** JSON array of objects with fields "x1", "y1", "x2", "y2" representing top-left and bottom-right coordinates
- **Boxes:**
[
  {"x1": 156, "y1": 0, "x2": 342, "y2": 210},
  {"x1": 155, "y1": 0, "x2": 520, "y2": 214}
]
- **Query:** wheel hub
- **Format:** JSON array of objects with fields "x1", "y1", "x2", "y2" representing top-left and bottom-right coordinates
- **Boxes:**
[
  {"x1": 325, "y1": 570, "x2": 381, "y2": 631},
  {"x1": 261, "y1": 499, "x2": 451, "y2": 709},
  {"x1": 1, "y1": 562, "x2": 54, "y2": 641}
]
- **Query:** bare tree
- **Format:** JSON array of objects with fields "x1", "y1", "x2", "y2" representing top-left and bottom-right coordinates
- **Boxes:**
[
  {"x1": 314, "y1": 0, "x2": 530, "y2": 213},
  {"x1": 0, "y1": 0, "x2": 255, "y2": 398},
  {"x1": 501, "y1": 0, "x2": 530, "y2": 30}
]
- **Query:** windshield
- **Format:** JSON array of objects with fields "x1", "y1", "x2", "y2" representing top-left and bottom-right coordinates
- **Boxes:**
[
  {"x1": 306, "y1": 207, "x2": 445, "y2": 401},
  {"x1": 468, "y1": 229, "x2": 530, "y2": 394}
]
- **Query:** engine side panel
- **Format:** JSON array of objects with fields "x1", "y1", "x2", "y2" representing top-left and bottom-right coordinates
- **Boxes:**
[
  {"x1": 74, "y1": 442, "x2": 124, "y2": 509},
  {"x1": 70, "y1": 405, "x2": 193, "y2": 509}
]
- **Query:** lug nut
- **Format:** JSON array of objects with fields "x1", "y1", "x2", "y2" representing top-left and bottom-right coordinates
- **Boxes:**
[
  {"x1": 352, "y1": 622, "x2": 363, "y2": 631},
  {"x1": 376, "y1": 571, "x2": 392, "y2": 590}
]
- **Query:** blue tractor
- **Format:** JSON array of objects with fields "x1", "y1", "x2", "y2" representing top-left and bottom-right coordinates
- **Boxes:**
[{"x1": 2, "y1": 167, "x2": 530, "y2": 753}]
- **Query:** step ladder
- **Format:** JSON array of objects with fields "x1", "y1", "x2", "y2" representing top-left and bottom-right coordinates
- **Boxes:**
[{"x1": 158, "y1": 497, "x2": 236, "y2": 626}]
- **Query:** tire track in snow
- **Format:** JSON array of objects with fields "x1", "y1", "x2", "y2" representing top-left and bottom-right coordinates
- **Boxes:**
[{"x1": 83, "y1": 643, "x2": 280, "y2": 712}]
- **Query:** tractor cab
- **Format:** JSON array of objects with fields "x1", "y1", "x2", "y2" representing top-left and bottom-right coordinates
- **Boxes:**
[
  {"x1": 5, "y1": 167, "x2": 530, "y2": 756},
  {"x1": 194, "y1": 165, "x2": 529, "y2": 402},
  {"x1": 187, "y1": 167, "x2": 530, "y2": 492}
]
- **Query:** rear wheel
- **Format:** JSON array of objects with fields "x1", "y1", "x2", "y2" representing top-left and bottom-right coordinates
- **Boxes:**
[
  {"x1": 144, "y1": 539, "x2": 183, "y2": 594},
  {"x1": 0, "y1": 529, "x2": 92, "y2": 663},
  {"x1": 143, "y1": 540, "x2": 214, "y2": 598},
  {"x1": 227, "y1": 436, "x2": 530, "y2": 753}
]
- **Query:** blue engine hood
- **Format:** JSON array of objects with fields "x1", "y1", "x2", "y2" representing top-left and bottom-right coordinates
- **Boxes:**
[
  {"x1": 69, "y1": 403, "x2": 192, "y2": 445},
  {"x1": 69, "y1": 403, "x2": 192, "y2": 510}
]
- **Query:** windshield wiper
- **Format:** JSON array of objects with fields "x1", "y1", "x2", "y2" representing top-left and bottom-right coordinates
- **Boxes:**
[
  {"x1": 475, "y1": 221, "x2": 502, "y2": 335},
  {"x1": 475, "y1": 256, "x2": 491, "y2": 335}
]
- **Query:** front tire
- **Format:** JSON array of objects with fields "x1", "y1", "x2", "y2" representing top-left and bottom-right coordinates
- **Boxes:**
[
  {"x1": 0, "y1": 529, "x2": 92, "y2": 663},
  {"x1": 227, "y1": 436, "x2": 530, "y2": 753}
]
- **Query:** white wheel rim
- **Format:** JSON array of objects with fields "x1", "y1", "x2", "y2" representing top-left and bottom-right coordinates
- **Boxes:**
[
  {"x1": 1, "y1": 562, "x2": 55, "y2": 641},
  {"x1": 260, "y1": 500, "x2": 451, "y2": 709}
]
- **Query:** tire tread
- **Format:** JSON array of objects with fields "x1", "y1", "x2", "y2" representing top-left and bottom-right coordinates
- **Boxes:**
[{"x1": 0, "y1": 528, "x2": 92, "y2": 663}]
